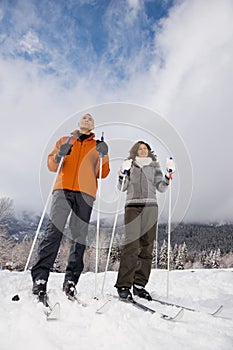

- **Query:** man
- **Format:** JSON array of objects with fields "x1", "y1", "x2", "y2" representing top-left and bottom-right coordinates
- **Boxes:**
[{"x1": 31, "y1": 113, "x2": 110, "y2": 299}]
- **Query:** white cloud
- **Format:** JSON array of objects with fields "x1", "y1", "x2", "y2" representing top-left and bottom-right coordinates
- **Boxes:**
[
  {"x1": 1, "y1": 0, "x2": 233, "y2": 223},
  {"x1": 149, "y1": 0, "x2": 233, "y2": 112},
  {"x1": 19, "y1": 30, "x2": 43, "y2": 55},
  {"x1": 126, "y1": 0, "x2": 141, "y2": 21},
  {"x1": 145, "y1": 0, "x2": 233, "y2": 222}
]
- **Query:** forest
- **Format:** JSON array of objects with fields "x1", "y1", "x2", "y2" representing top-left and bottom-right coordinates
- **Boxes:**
[{"x1": 0, "y1": 197, "x2": 233, "y2": 272}]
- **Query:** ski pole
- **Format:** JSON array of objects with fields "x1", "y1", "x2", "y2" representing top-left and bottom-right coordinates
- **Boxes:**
[
  {"x1": 12, "y1": 137, "x2": 71, "y2": 301},
  {"x1": 101, "y1": 171, "x2": 127, "y2": 295},
  {"x1": 154, "y1": 221, "x2": 159, "y2": 269},
  {"x1": 94, "y1": 132, "x2": 104, "y2": 298},
  {"x1": 166, "y1": 165, "x2": 173, "y2": 299}
]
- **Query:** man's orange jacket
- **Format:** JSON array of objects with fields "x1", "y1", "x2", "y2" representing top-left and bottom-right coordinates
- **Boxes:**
[{"x1": 47, "y1": 131, "x2": 110, "y2": 199}]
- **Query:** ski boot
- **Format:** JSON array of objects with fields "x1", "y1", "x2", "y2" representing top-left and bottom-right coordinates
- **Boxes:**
[
  {"x1": 63, "y1": 280, "x2": 77, "y2": 300},
  {"x1": 117, "y1": 287, "x2": 133, "y2": 300},
  {"x1": 133, "y1": 285, "x2": 152, "y2": 301}
]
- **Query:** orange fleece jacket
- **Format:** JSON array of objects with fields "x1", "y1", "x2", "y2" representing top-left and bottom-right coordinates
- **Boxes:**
[{"x1": 47, "y1": 132, "x2": 110, "y2": 199}]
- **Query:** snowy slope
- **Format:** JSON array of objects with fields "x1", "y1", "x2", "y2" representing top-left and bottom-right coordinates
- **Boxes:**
[{"x1": 0, "y1": 269, "x2": 232, "y2": 350}]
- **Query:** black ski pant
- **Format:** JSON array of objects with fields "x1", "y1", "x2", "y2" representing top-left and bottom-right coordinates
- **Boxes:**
[
  {"x1": 115, "y1": 205, "x2": 158, "y2": 289},
  {"x1": 31, "y1": 190, "x2": 94, "y2": 286}
]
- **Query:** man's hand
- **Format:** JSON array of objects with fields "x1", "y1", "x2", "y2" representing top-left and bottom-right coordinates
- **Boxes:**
[
  {"x1": 54, "y1": 143, "x2": 73, "y2": 163},
  {"x1": 96, "y1": 140, "x2": 108, "y2": 156}
]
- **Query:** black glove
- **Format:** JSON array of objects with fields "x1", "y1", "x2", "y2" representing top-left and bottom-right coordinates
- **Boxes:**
[
  {"x1": 54, "y1": 143, "x2": 73, "y2": 163},
  {"x1": 96, "y1": 140, "x2": 108, "y2": 156}
]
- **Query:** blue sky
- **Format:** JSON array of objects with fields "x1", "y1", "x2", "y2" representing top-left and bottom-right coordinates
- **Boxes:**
[
  {"x1": 0, "y1": 0, "x2": 174, "y2": 85},
  {"x1": 0, "y1": 0, "x2": 233, "y2": 223}
]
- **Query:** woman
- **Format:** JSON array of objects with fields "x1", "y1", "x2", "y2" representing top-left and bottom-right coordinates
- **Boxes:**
[{"x1": 115, "y1": 141, "x2": 175, "y2": 300}]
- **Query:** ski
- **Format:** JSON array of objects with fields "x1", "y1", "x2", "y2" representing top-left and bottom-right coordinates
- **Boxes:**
[
  {"x1": 96, "y1": 297, "x2": 112, "y2": 314},
  {"x1": 122, "y1": 297, "x2": 184, "y2": 321},
  {"x1": 151, "y1": 297, "x2": 223, "y2": 317},
  {"x1": 66, "y1": 293, "x2": 88, "y2": 307},
  {"x1": 46, "y1": 302, "x2": 60, "y2": 320},
  {"x1": 37, "y1": 291, "x2": 60, "y2": 320},
  {"x1": 99, "y1": 294, "x2": 183, "y2": 321}
]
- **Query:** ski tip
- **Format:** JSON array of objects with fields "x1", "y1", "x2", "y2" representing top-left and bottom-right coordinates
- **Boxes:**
[
  {"x1": 96, "y1": 301, "x2": 111, "y2": 314},
  {"x1": 161, "y1": 307, "x2": 184, "y2": 321},
  {"x1": 211, "y1": 305, "x2": 224, "y2": 317},
  {"x1": 46, "y1": 302, "x2": 60, "y2": 321},
  {"x1": 173, "y1": 307, "x2": 184, "y2": 321}
]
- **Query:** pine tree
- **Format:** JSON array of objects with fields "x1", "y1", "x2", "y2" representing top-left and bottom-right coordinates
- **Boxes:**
[
  {"x1": 11, "y1": 235, "x2": 32, "y2": 270},
  {"x1": 203, "y1": 250, "x2": 214, "y2": 269},
  {"x1": 211, "y1": 248, "x2": 221, "y2": 268},
  {"x1": 52, "y1": 250, "x2": 62, "y2": 272},
  {"x1": 151, "y1": 241, "x2": 158, "y2": 268},
  {"x1": 172, "y1": 244, "x2": 178, "y2": 265},
  {"x1": 0, "y1": 197, "x2": 13, "y2": 223},
  {"x1": 159, "y1": 240, "x2": 167, "y2": 269},
  {"x1": 110, "y1": 243, "x2": 121, "y2": 265},
  {"x1": 201, "y1": 250, "x2": 208, "y2": 267},
  {"x1": 175, "y1": 244, "x2": 184, "y2": 270},
  {"x1": 175, "y1": 243, "x2": 188, "y2": 270},
  {"x1": 0, "y1": 227, "x2": 14, "y2": 269},
  {"x1": 182, "y1": 242, "x2": 188, "y2": 261},
  {"x1": 83, "y1": 245, "x2": 96, "y2": 272}
]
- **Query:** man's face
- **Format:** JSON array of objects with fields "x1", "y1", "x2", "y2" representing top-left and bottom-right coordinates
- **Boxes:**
[{"x1": 78, "y1": 114, "x2": 94, "y2": 132}]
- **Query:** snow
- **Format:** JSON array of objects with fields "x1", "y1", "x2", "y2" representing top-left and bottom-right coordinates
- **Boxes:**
[{"x1": 0, "y1": 269, "x2": 232, "y2": 350}]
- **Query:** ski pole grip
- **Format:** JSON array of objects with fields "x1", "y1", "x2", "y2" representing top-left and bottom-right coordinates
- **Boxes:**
[
  {"x1": 57, "y1": 136, "x2": 71, "y2": 165},
  {"x1": 100, "y1": 132, "x2": 104, "y2": 158},
  {"x1": 166, "y1": 156, "x2": 174, "y2": 180}
]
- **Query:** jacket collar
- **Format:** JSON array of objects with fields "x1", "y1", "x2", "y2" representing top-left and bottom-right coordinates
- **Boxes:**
[{"x1": 71, "y1": 129, "x2": 95, "y2": 141}]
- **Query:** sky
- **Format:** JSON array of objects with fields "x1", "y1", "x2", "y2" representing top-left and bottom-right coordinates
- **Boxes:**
[{"x1": 0, "y1": 0, "x2": 233, "y2": 224}]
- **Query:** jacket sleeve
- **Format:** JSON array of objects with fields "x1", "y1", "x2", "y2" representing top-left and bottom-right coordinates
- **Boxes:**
[{"x1": 154, "y1": 163, "x2": 170, "y2": 192}]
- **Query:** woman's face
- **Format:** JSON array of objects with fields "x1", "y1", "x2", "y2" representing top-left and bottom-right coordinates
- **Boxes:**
[{"x1": 137, "y1": 143, "x2": 149, "y2": 157}]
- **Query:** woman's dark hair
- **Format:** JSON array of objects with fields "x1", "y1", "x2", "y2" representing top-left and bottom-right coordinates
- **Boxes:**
[{"x1": 128, "y1": 141, "x2": 157, "y2": 161}]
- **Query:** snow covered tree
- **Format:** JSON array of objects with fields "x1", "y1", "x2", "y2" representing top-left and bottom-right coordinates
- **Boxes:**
[
  {"x1": 202, "y1": 249, "x2": 221, "y2": 269},
  {"x1": 83, "y1": 245, "x2": 96, "y2": 272},
  {"x1": 211, "y1": 248, "x2": 221, "y2": 269},
  {"x1": 151, "y1": 241, "x2": 158, "y2": 268},
  {"x1": 110, "y1": 243, "x2": 121, "y2": 265},
  {"x1": 51, "y1": 237, "x2": 73, "y2": 273},
  {"x1": 11, "y1": 235, "x2": 32, "y2": 270},
  {"x1": 175, "y1": 244, "x2": 185, "y2": 270},
  {"x1": 182, "y1": 242, "x2": 188, "y2": 261},
  {"x1": 201, "y1": 250, "x2": 207, "y2": 267},
  {"x1": 158, "y1": 240, "x2": 167, "y2": 269},
  {"x1": 175, "y1": 242, "x2": 188, "y2": 270},
  {"x1": 0, "y1": 227, "x2": 14, "y2": 269},
  {"x1": 0, "y1": 197, "x2": 13, "y2": 223},
  {"x1": 52, "y1": 250, "x2": 63, "y2": 272},
  {"x1": 172, "y1": 244, "x2": 178, "y2": 265},
  {"x1": 221, "y1": 252, "x2": 233, "y2": 268},
  {"x1": 204, "y1": 250, "x2": 213, "y2": 268}
]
